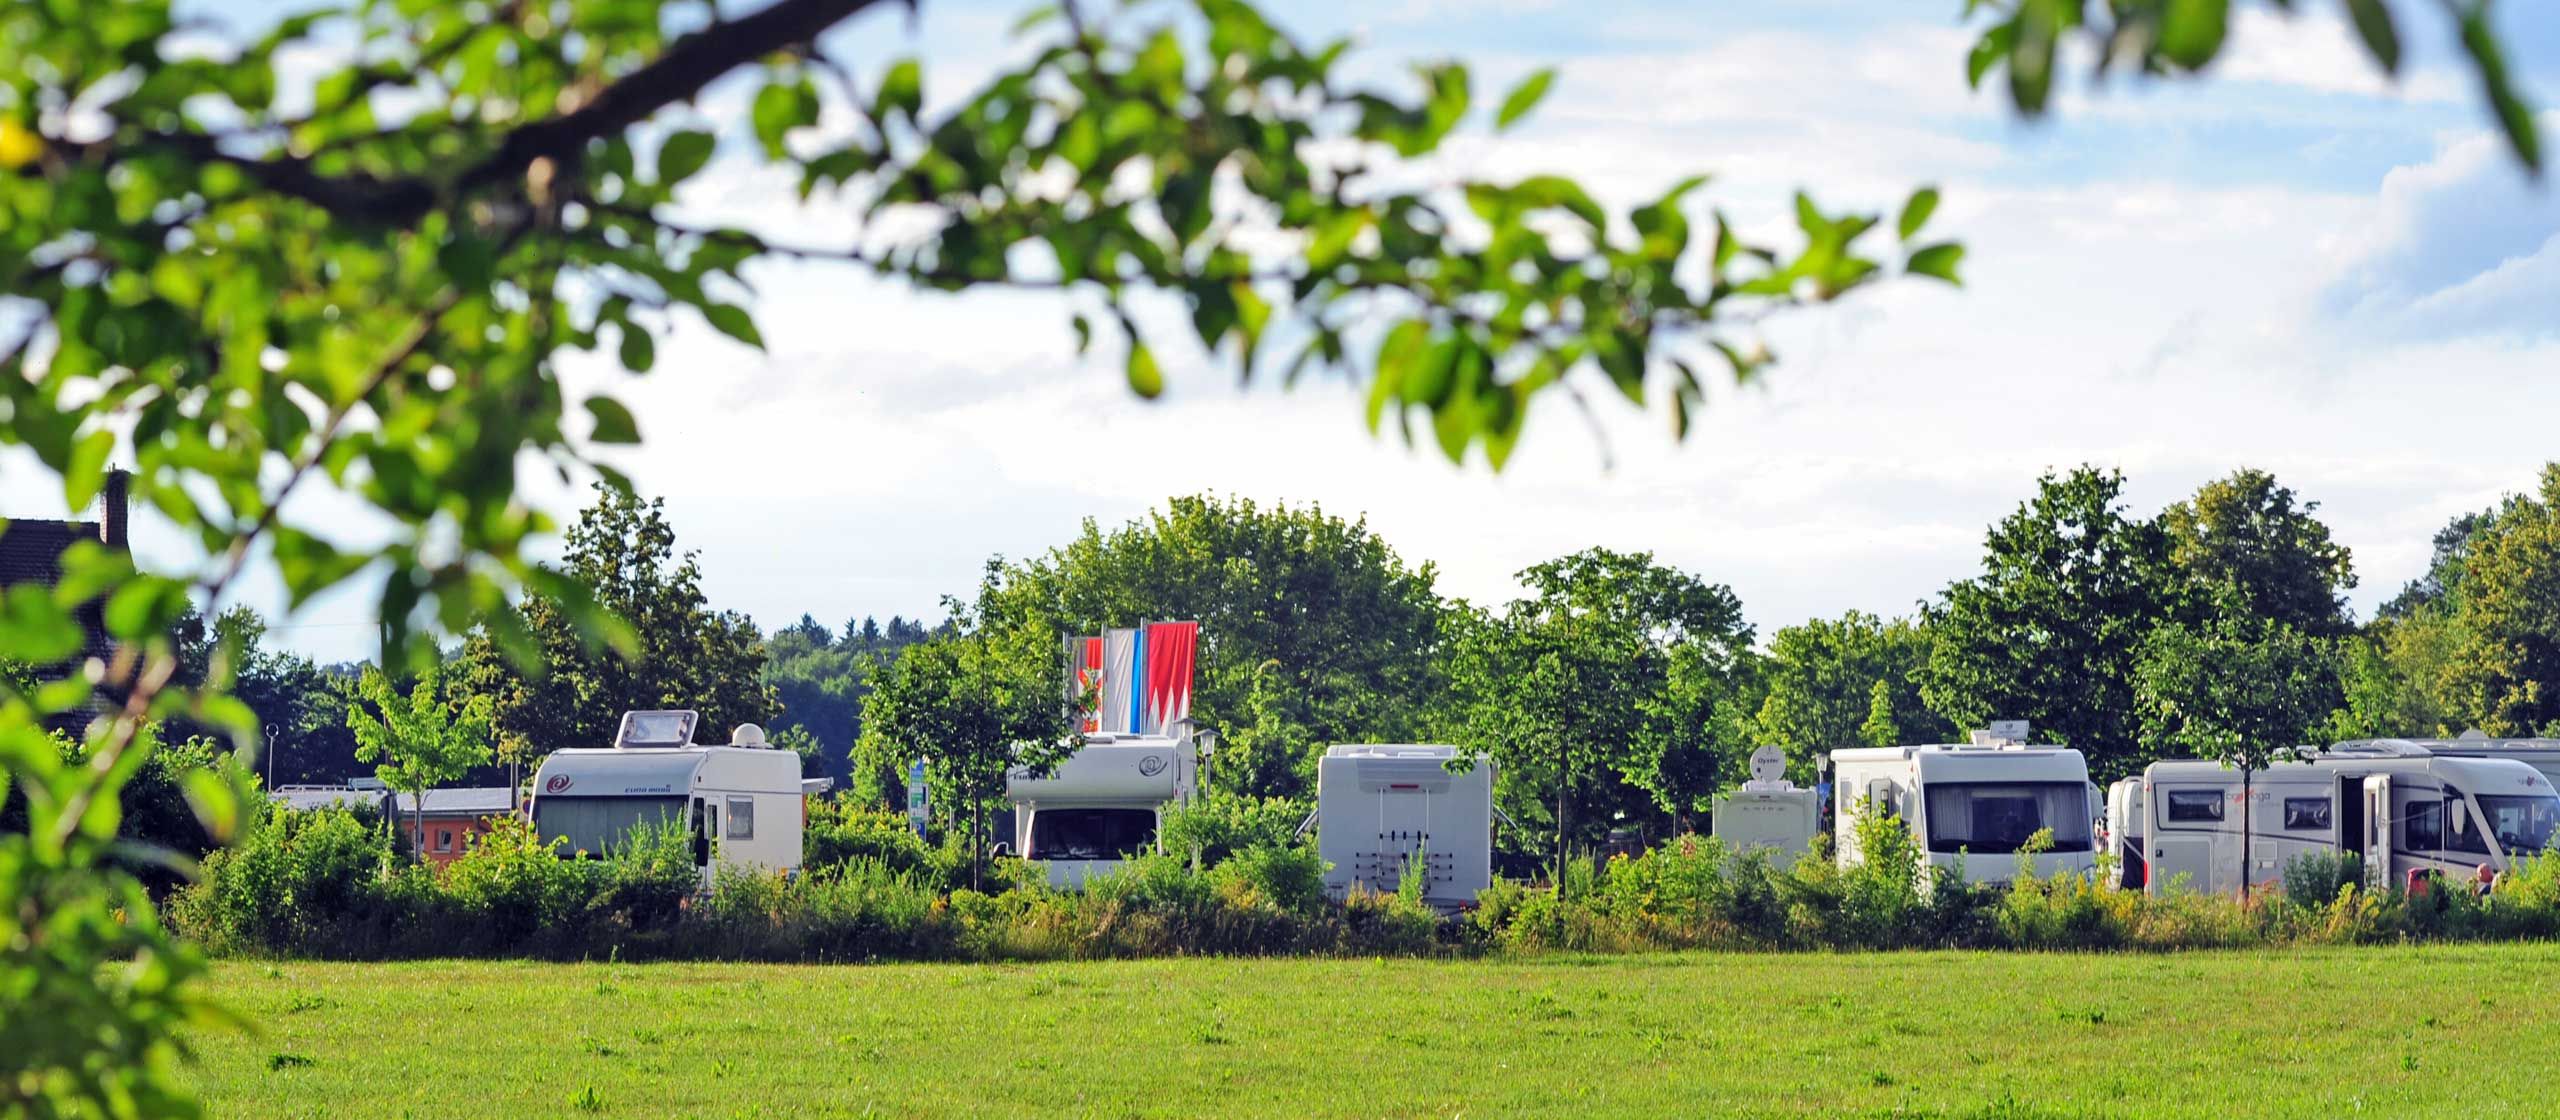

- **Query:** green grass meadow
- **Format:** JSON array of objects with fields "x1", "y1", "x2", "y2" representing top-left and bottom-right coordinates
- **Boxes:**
[{"x1": 187, "y1": 946, "x2": 2560, "y2": 1118}]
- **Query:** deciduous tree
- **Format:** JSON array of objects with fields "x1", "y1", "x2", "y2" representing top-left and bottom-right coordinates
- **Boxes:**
[{"x1": 347, "y1": 664, "x2": 496, "y2": 862}]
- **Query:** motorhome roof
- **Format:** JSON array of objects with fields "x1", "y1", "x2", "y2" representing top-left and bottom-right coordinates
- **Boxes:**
[
  {"x1": 2334, "y1": 736, "x2": 2560, "y2": 754},
  {"x1": 2146, "y1": 754, "x2": 2550, "y2": 793}
]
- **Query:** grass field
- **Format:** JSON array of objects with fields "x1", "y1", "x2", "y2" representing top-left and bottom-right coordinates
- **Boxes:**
[{"x1": 186, "y1": 945, "x2": 2560, "y2": 1118}]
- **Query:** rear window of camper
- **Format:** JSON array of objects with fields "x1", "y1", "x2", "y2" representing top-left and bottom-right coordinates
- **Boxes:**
[
  {"x1": 1029, "y1": 808, "x2": 1157, "y2": 862},
  {"x1": 2164, "y1": 790, "x2": 2224, "y2": 823},
  {"x1": 534, "y1": 796, "x2": 687, "y2": 856},
  {"x1": 1922, "y1": 782, "x2": 2092, "y2": 854}
]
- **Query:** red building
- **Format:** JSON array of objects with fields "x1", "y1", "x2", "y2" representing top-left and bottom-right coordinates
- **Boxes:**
[{"x1": 391, "y1": 788, "x2": 518, "y2": 867}]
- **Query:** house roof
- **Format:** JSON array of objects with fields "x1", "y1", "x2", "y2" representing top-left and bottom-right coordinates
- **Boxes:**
[
  {"x1": 271, "y1": 786, "x2": 391, "y2": 814},
  {"x1": 391, "y1": 787, "x2": 518, "y2": 816},
  {"x1": 1, "y1": 518, "x2": 115, "y2": 665}
]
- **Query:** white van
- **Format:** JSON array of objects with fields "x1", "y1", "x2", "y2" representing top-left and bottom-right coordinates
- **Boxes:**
[
  {"x1": 2139, "y1": 747, "x2": 2559, "y2": 895},
  {"x1": 1831, "y1": 730, "x2": 2100, "y2": 885},
  {"x1": 1004, "y1": 730, "x2": 1198, "y2": 888},
  {"x1": 1308, "y1": 744, "x2": 1495, "y2": 907},
  {"x1": 528, "y1": 711, "x2": 829, "y2": 884}
]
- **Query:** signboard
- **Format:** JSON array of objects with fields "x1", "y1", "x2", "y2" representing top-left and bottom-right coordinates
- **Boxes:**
[{"x1": 906, "y1": 760, "x2": 929, "y2": 839}]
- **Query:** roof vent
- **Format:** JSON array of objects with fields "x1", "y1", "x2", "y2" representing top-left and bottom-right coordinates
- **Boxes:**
[{"x1": 615, "y1": 710, "x2": 699, "y2": 749}]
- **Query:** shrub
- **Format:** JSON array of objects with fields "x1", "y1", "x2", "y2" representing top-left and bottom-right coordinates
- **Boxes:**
[
  {"x1": 1210, "y1": 844, "x2": 1329, "y2": 913},
  {"x1": 1157, "y1": 795, "x2": 1312, "y2": 868},
  {"x1": 2281, "y1": 850, "x2": 2363, "y2": 911},
  {"x1": 804, "y1": 799, "x2": 946, "y2": 882}
]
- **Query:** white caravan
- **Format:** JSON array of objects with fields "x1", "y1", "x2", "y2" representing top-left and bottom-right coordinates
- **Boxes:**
[
  {"x1": 1004, "y1": 730, "x2": 1198, "y2": 888},
  {"x1": 528, "y1": 711, "x2": 830, "y2": 884},
  {"x1": 1831, "y1": 728, "x2": 2100, "y2": 885},
  {"x1": 2138, "y1": 747, "x2": 2560, "y2": 895},
  {"x1": 1711, "y1": 746, "x2": 1818, "y2": 869},
  {"x1": 1308, "y1": 744, "x2": 1495, "y2": 908}
]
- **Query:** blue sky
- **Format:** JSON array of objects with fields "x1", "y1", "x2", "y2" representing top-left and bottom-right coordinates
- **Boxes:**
[{"x1": 11, "y1": 0, "x2": 2560, "y2": 662}]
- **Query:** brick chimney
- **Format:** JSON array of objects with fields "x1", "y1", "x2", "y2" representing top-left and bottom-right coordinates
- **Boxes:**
[{"x1": 100, "y1": 468, "x2": 130, "y2": 552}]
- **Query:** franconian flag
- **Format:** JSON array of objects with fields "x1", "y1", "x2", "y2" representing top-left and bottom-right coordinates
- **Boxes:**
[
  {"x1": 1062, "y1": 635, "x2": 1105, "y2": 733},
  {"x1": 1100, "y1": 628, "x2": 1137, "y2": 735},
  {"x1": 1139, "y1": 620, "x2": 1200, "y2": 734}
]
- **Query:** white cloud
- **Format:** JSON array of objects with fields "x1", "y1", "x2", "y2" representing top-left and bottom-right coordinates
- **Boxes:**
[{"x1": 2317, "y1": 110, "x2": 2560, "y2": 342}]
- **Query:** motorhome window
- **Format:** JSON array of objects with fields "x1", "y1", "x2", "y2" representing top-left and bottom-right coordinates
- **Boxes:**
[
  {"x1": 1028, "y1": 808, "x2": 1158, "y2": 861},
  {"x1": 2164, "y1": 790, "x2": 2225, "y2": 823},
  {"x1": 533, "y1": 796, "x2": 688, "y2": 856},
  {"x1": 726, "y1": 796, "x2": 755, "y2": 840},
  {"x1": 2282, "y1": 798, "x2": 2332, "y2": 831},
  {"x1": 2402, "y1": 799, "x2": 2442, "y2": 852},
  {"x1": 2477, "y1": 794, "x2": 2560, "y2": 856},
  {"x1": 2445, "y1": 796, "x2": 2492, "y2": 856},
  {"x1": 1922, "y1": 783, "x2": 2093, "y2": 854}
]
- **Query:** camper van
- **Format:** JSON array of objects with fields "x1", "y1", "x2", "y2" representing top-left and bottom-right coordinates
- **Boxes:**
[
  {"x1": 1004, "y1": 730, "x2": 1198, "y2": 888},
  {"x1": 2138, "y1": 747, "x2": 2559, "y2": 895},
  {"x1": 1711, "y1": 746, "x2": 1819, "y2": 869},
  {"x1": 1831, "y1": 727, "x2": 2101, "y2": 885},
  {"x1": 1308, "y1": 744, "x2": 1495, "y2": 908},
  {"x1": 527, "y1": 711, "x2": 830, "y2": 884}
]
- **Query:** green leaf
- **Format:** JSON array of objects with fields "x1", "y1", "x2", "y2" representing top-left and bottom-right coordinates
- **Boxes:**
[
  {"x1": 183, "y1": 768, "x2": 244, "y2": 844},
  {"x1": 617, "y1": 325, "x2": 655, "y2": 373},
  {"x1": 1967, "y1": 22, "x2": 2016, "y2": 90},
  {"x1": 1369, "y1": 320, "x2": 1428, "y2": 434},
  {"x1": 437, "y1": 235, "x2": 497, "y2": 292},
  {"x1": 1495, "y1": 68, "x2": 1556, "y2": 132},
  {"x1": 1125, "y1": 340, "x2": 1164, "y2": 399},
  {"x1": 1897, "y1": 186, "x2": 1940, "y2": 242},
  {"x1": 64, "y1": 429, "x2": 114, "y2": 511},
  {"x1": 2157, "y1": 0, "x2": 2227, "y2": 70},
  {"x1": 877, "y1": 59, "x2": 924, "y2": 121},
  {"x1": 701, "y1": 303, "x2": 764, "y2": 350},
  {"x1": 1907, "y1": 242, "x2": 1966, "y2": 284},
  {"x1": 2458, "y1": 8, "x2": 2543, "y2": 174},
  {"x1": 656, "y1": 130, "x2": 716, "y2": 186},
  {"x1": 2343, "y1": 0, "x2": 2399, "y2": 75},
  {"x1": 585, "y1": 397, "x2": 641, "y2": 444},
  {"x1": 0, "y1": 585, "x2": 83, "y2": 662}
]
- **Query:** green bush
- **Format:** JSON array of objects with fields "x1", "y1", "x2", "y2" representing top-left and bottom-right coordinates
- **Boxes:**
[
  {"x1": 2281, "y1": 850, "x2": 2363, "y2": 911},
  {"x1": 1210, "y1": 844, "x2": 1329, "y2": 913},
  {"x1": 804, "y1": 798, "x2": 948, "y2": 883},
  {"x1": 1157, "y1": 794, "x2": 1312, "y2": 868}
]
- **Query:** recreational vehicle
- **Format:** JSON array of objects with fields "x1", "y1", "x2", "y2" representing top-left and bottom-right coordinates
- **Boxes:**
[
  {"x1": 1004, "y1": 730, "x2": 1199, "y2": 888},
  {"x1": 1307, "y1": 744, "x2": 1495, "y2": 908},
  {"x1": 2138, "y1": 747, "x2": 2559, "y2": 895},
  {"x1": 1831, "y1": 728, "x2": 2101, "y2": 885},
  {"x1": 1710, "y1": 746, "x2": 1819, "y2": 868},
  {"x1": 527, "y1": 711, "x2": 831, "y2": 884}
]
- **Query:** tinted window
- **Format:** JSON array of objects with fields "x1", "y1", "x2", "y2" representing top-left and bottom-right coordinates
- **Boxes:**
[
  {"x1": 2403, "y1": 799, "x2": 2442, "y2": 852},
  {"x1": 1028, "y1": 808, "x2": 1157, "y2": 861},
  {"x1": 2445, "y1": 797, "x2": 2491, "y2": 856},
  {"x1": 533, "y1": 796, "x2": 687, "y2": 856},
  {"x1": 2282, "y1": 797, "x2": 2331, "y2": 831},
  {"x1": 2165, "y1": 790, "x2": 2225, "y2": 823},
  {"x1": 1922, "y1": 782, "x2": 2093, "y2": 854},
  {"x1": 2480, "y1": 795, "x2": 2560, "y2": 856}
]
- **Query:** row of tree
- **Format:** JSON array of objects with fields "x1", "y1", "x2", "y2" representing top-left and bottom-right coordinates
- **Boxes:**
[{"x1": 201, "y1": 465, "x2": 2560, "y2": 878}]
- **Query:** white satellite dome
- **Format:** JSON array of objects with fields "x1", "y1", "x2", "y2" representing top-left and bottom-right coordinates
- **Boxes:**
[{"x1": 729, "y1": 723, "x2": 768, "y2": 747}]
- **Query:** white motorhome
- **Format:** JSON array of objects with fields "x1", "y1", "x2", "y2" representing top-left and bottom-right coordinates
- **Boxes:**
[
  {"x1": 1831, "y1": 728, "x2": 2100, "y2": 885},
  {"x1": 1004, "y1": 730, "x2": 1198, "y2": 888},
  {"x1": 2336, "y1": 731, "x2": 2560, "y2": 790},
  {"x1": 1711, "y1": 745, "x2": 1819, "y2": 869},
  {"x1": 527, "y1": 711, "x2": 830, "y2": 884},
  {"x1": 1308, "y1": 744, "x2": 1495, "y2": 908},
  {"x1": 2139, "y1": 747, "x2": 2560, "y2": 895}
]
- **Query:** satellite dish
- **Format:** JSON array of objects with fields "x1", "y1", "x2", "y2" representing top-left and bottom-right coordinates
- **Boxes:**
[
  {"x1": 730, "y1": 723, "x2": 767, "y2": 747},
  {"x1": 1748, "y1": 745, "x2": 1787, "y2": 784},
  {"x1": 2458, "y1": 728, "x2": 2490, "y2": 741}
]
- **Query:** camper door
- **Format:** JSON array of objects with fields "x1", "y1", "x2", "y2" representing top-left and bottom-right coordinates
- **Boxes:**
[{"x1": 2361, "y1": 775, "x2": 2391, "y2": 890}]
